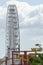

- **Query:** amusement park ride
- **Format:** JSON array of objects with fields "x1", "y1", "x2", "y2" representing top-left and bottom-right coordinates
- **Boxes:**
[
  {"x1": 1, "y1": 50, "x2": 42, "y2": 65},
  {"x1": 0, "y1": 5, "x2": 42, "y2": 65}
]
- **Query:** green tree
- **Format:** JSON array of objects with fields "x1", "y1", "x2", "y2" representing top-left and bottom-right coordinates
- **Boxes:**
[{"x1": 29, "y1": 54, "x2": 43, "y2": 65}]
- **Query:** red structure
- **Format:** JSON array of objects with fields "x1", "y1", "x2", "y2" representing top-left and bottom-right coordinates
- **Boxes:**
[
  {"x1": 12, "y1": 51, "x2": 32, "y2": 65},
  {"x1": 5, "y1": 50, "x2": 37, "y2": 65}
]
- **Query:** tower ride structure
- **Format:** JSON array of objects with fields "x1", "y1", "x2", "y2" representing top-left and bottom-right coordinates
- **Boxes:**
[{"x1": 6, "y1": 5, "x2": 20, "y2": 59}]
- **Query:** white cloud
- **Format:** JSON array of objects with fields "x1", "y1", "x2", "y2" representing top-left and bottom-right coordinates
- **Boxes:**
[
  {"x1": 0, "y1": 29, "x2": 5, "y2": 58},
  {"x1": 0, "y1": 7, "x2": 6, "y2": 19},
  {"x1": 0, "y1": 0, "x2": 43, "y2": 52},
  {"x1": 0, "y1": 0, "x2": 43, "y2": 26}
]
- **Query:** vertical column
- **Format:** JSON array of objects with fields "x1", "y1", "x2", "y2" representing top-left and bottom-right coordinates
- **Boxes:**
[
  {"x1": 12, "y1": 51, "x2": 14, "y2": 65},
  {"x1": 24, "y1": 51, "x2": 27, "y2": 65},
  {"x1": 5, "y1": 57, "x2": 8, "y2": 65},
  {"x1": 21, "y1": 58, "x2": 22, "y2": 65}
]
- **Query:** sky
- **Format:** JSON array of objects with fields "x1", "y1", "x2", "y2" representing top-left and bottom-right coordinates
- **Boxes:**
[{"x1": 0, "y1": 0, "x2": 43, "y2": 58}]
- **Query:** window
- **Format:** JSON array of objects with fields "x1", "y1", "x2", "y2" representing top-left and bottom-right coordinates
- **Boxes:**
[
  {"x1": 8, "y1": 16, "x2": 16, "y2": 19},
  {"x1": 13, "y1": 28, "x2": 18, "y2": 30},
  {"x1": 8, "y1": 12, "x2": 16, "y2": 14},
  {"x1": 15, "y1": 35, "x2": 18, "y2": 37},
  {"x1": 9, "y1": 9, "x2": 15, "y2": 11}
]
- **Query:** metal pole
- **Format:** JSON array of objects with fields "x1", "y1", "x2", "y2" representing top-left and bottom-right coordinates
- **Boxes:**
[
  {"x1": 5, "y1": 57, "x2": 8, "y2": 65},
  {"x1": 12, "y1": 51, "x2": 14, "y2": 65},
  {"x1": 21, "y1": 58, "x2": 22, "y2": 65},
  {"x1": 35, "y1": 48, "x2": 37, "y2": 57},
  {"x1": 24, "y1": 51, "x2": 27, "y2": 65}
]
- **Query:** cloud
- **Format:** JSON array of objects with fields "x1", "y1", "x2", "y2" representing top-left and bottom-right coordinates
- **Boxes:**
[
  {"x1": 0, "y1": 7, "x2": 6, "y2": 19},
  {"x1": 0, "y1": 0, "x2": 43, "y2": 52},
  {"x1": 0, "y1": 7, "x2": 7, "y2": 29},
  {"x1": 0, "y1": 0, "x2": 43, "y2": 28},
  {"x1": 0, "y1": 29, "x2": 5, "y2": 58}
]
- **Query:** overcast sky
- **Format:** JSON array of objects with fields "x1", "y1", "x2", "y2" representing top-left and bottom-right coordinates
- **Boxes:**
[{"x1": 0, "y1": 0, "x2": 43, "y2": 58}]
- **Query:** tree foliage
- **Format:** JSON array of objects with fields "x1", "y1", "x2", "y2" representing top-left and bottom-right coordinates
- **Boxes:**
[{"x1": 29, "y1": 54, "x2": 43, "y2": 65}]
